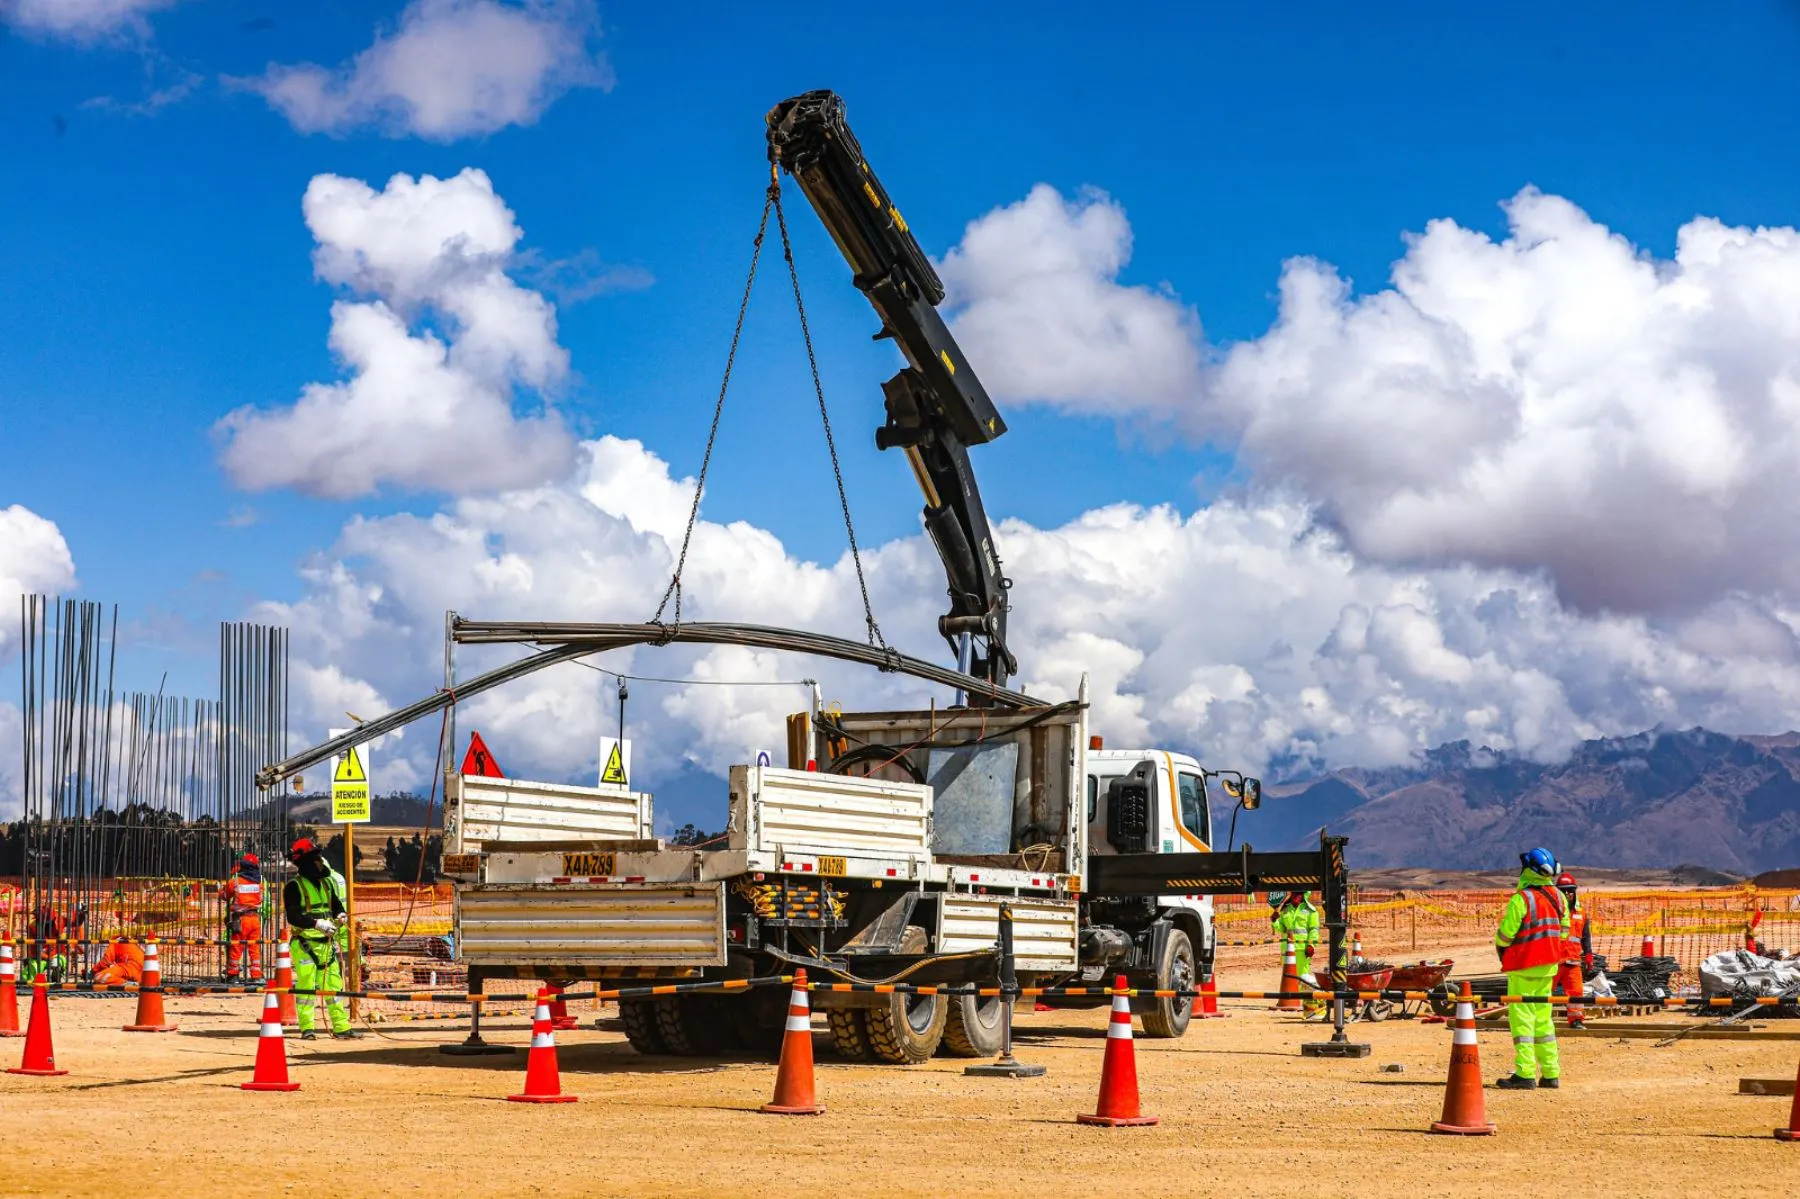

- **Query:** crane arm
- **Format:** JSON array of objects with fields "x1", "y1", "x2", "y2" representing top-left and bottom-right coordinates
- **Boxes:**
[{"x1": 766, "y1": 89, "x2": 1017, "y2": 691}]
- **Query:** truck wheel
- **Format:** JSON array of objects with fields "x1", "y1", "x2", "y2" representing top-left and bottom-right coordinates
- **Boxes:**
[
  {"x1": 863, "y1": 925, "x2": 946, "y2": 1063},
  {"x1": 654, "y1": 995, "x2": 728, "y2": 1055},
  {"x1": 1136, "y1": 927, "x2": 1195, "y2": 1039},
  {"x1": 827, "y1": 1008, "x2": 872, "y2": 1061},
  {"x1": 620, "y1": 999, "x2": 668, "y2": 1055},
  {"x1": 941, "y1": 993, "x2": 1009, "y2": 1058}
]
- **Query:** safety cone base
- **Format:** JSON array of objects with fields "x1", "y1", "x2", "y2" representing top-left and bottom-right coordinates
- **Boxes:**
[
  {"x1": 507, "y1": 1090, "x2": 577, "y2": 1104},
  {"x1": 123, "y1": 1021, "x2": 178, "y2": 1033},
  {"x1": 241, "y1": 1079, "x2": 301, "y2": 1092},
  {"x1": 1077, "y1": 1112, "x2": 1158, "y2": 1127},
  {"x1": 0, "y1": 1030, "x2": 23, "y2": 1039},
  {"x1": 1777, "y1": 1128, "x2": 1799, "y2": 1142},
  {"x1": 6, "y1": 1065, "x2": 68, "y2": 1077},
  {"x1": 759, "y1": 1100, "x2": 825, "y2": 1115},
  {"x1": 1429, "y1": 1118, "x2": 1497, "y2": 1135}
]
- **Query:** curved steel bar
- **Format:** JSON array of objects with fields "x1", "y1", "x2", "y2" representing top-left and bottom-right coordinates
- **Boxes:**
[
  {"x1": 257, "y1": 620, "x2": 1043, "y2": 790},
  {"x1": 253, "y1": 643, "x2": 601, "y2": 790},
  {"x1": 449, "y1": 619, "x2": 1044, "y2": 708}
]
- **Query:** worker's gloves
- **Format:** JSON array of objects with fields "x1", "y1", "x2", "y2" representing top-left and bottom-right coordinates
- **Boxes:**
[
  {"x1": 313, "y1": 919, "x2": 336, "y2": 937},
  {"x1": 1582, "y1": 953, "x2": 1594, "y2": 970}
]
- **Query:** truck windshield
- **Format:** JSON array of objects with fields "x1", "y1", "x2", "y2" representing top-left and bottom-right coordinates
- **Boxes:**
[{"x1": 1178, "y1": 772, "x2": 1209, "y2": 845}]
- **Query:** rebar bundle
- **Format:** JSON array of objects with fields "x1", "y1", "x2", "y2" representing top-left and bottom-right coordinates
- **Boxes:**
[{"x1": 11, "y1": 599, "x2": 289, "y2": 981}]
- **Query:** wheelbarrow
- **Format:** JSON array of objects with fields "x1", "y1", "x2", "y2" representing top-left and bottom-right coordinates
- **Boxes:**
[
  {"x1": 1385, "y1": 959, "x2": 1457, "y2": 1018},
  {"x1": 1343, "y1": 964, "x2": 1396, "y2": 1022}
]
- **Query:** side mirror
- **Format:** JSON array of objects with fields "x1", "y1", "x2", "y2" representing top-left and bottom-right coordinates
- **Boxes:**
[{"x1": 1241, "y1": 778, "x2": 1262, "y2": 810}]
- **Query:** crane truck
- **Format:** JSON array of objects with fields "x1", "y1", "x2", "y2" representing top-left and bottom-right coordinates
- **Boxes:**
[{"x1": 260, "y1": 91, "x2": 1352, "y2": 1064}]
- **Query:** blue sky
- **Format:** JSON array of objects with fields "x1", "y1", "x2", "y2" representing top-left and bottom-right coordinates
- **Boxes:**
[{"x1": 8, "y1": 0, "x2": 1800, "y2": 821}]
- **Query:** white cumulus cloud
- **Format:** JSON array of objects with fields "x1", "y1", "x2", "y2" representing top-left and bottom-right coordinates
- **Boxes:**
[
  {"x1": 244, "y1": 0, "x2": 611, "y2": 141},
  {"x1": 0, "y1": 504, "x2": 77, "y2": 817},
  {"x1": 255, "y1": 436, "x2": 1800, "y2": 822},
  {"x1": 939, "y1": 184, "x2": 1203, "y2": 419},
  {"x1": 1208, "y1": 188, "x2": 1800, "y2": 615},
  {"x1": 215, "y1": 168, "x2": 577, "y2": 498},
  {"x1": 1, "y1": 0, "x2": 178, "y2": 41}
]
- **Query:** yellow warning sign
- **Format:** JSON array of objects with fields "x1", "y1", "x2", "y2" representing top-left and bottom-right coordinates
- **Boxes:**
[
  {"x1": 601, "y1": 743, "x2": 627, "y2": 786},
  {"x1": 598, "y1": 736, "x2": 631, "y2": 789},
  {"x1": 331, "y1": 745, "x2": 371, "y2": 824}
]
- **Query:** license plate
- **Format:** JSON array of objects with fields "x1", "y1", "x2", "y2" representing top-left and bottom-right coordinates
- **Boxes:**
[
  {"x1": 562, "y1": 851, "x2": 616, "y2": 876},
  {"x1": 817, "y1": 856, "x2": 846, "y2": 877},
  {"x1": 442, "y1": 853, "x2": 479, "y2": 875}
]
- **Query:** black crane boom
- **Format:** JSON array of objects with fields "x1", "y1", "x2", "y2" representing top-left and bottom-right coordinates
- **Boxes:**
[{"x1": 767, "y1": 89, "x2": 1016, "y2": 693}]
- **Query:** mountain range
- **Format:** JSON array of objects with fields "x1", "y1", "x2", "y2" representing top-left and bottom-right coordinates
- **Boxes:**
[{"x1": 1245, "y1": 727, "x2": 1800, "y2": 874}]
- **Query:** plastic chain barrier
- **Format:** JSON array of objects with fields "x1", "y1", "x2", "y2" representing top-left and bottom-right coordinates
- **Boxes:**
[{"x1": 26, "y1": 975, "x2": 1794, "y2": 1010}]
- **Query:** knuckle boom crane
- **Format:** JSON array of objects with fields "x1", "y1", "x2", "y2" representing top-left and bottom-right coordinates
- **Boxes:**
[{"x1": 767, "y1": 90, "x2": 1016, "y2": 694}]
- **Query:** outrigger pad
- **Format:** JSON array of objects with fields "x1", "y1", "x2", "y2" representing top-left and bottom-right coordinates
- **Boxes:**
[{"x1": 1301, "y1": 1040, "x2": 1372, "y2": 1058}]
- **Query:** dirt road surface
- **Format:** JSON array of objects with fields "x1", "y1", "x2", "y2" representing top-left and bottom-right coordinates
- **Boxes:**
[{"x1": 4, "y1": 942, "x2": 1796, "y2": 1198}]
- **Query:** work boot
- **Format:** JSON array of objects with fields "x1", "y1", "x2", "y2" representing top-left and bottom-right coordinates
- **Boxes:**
[
  {"x1": 1567, "y1": 1018, "x2": 1586, "y2": 1030},
  {"x1": 1494, "y1": 1074, "x2": 1537, "y2": 1090},
  {"x1": 300, "y1": 1030, "x2": 318, "y2": 1041},
  {"x1": 332, "y1": 1028, "x2": 365, "y2": 1040},
  {"x1": 1539, "y1": 1077, "x2": 1561, "y2": 1089}
]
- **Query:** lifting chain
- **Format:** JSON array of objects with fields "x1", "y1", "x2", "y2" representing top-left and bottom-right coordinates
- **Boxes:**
[{"x1": 652, "y1": 169, "x2": 888, "y2": 653}]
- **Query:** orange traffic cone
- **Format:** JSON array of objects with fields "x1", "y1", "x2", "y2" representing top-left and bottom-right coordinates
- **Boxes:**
[
  {"x1": 1274, "y1": 938, "x2": 1302, "y2": 1011},
  {"x1": 760, "y1": 969, "x2": 824, "y2": 1115},
  {"x1": 1641, "y1": 933, "x2": 1656, "y2": 958},
  {"x1": 1351, "y1": 931, "x2": 1364, "y2": 963},
  {"x1": 1776, "y1": 1055, "x2": 1800, "y2": 1141},
  {"x1": 1078, "y1": 975, "x2": 1157, "y2": 1126},
  {"x1": 273, "y1": 932, "x2": 299, "y2": 1026},
  {"x1": 7, "y1": 976, "x2": 68, "y2": 1077},
  {"x1": 241, "y1": 987, "x2": 301, "y2": 1092},
  {"x1": 547, "y1": 982, "x2": 578, "y2": 1031},
  {"x1": 0, "y1": 942, "x2": 22, "y2": 1038},
  {"x1": 508, "y1": 990, "x2": 577, "y2": 1103},
  {"x1": 123, "y1": 938, "x2": 177, "y2": 1032},
  {"x1": 1197, "y1": 969, "x2": 1225, "y2": 1019},
  {"x1": 1429, "y1": 982, "x2": 1496, "y2": 1135}
]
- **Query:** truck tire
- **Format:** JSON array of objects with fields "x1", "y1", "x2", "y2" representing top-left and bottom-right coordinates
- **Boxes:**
[
  {"x1": 1136, "y1": 927, "x2": 1195, "y2": 1039},
  {"x1": 863, "y1": 924, "x2": 946, "y2": 1063},
  {"x1": 620, "y1": 999, "x2": 668, "y2": 1055},
  {"x1": 827, "y1": 1008, "x2": 872, "y2": 1061},
  {"x1": 941, "y1": 992, "x2": 1009, "y2": 1058},
  {"x1": 654, "y1": 995, "x2": 729, "y2": 1055}
]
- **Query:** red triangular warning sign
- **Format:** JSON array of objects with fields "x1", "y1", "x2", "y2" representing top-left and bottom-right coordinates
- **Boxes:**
[{"x1": 460, "y1": 731, "x2": 505, "y2": 779}]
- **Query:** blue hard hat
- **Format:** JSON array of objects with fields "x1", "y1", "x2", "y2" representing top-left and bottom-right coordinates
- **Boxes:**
[{"x1": 1520, "y1": 847, "x2": 1558, "y2": 876}]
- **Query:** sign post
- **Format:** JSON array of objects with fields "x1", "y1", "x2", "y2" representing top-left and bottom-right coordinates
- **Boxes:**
[{"x1": 329, "y1": 731, "x2": 372, "y2": 1018}]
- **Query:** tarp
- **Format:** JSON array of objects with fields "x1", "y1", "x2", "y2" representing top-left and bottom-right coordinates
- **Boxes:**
[{"x1": 1698, "y1": 948, "x2": 1800, "y2": 999}]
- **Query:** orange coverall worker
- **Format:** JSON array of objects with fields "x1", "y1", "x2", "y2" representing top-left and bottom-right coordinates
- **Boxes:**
[
  {"x1": 222, "y1": 856, "x2": 265, "y2": 981},
  {"x1": 92, "y1": 939, "x2": 145, "y2": 987},
  {"x1": 1554, "y1": 872, "x2": 1591, "y2": 1029}
]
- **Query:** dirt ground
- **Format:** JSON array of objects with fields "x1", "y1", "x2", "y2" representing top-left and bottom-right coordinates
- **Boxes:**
[{"x1": 5, "y1": 938, "x2": 1798, "y2": 1199}]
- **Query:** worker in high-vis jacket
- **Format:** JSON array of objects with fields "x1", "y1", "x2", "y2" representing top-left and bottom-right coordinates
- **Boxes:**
[
  {"x1": 1270, "y1": 890, "x2": 1325, "y2": 1016},
  {"x1": 221, "y1": 853, "x2": 265, "y2": 982},
  {"x1": 1554, "y1": 871, "x2": 1591, "y2": 1030},
  {"x1": 282, "y1": 838, "x2": 363, "y2": 1040},
  {"x1": 1495, "y1": 848, "x2": 1570, "y2": 1089}
]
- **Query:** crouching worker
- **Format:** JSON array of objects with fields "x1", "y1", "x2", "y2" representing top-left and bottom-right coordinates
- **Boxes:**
[
  {"x1": 1495, "y1": 847, "x2": 1570, "y2": 1089},
  {"x1": 284, "y1": 838, "x2": 364, "y2": 1041},
  {"x1": 91, "y1": 937, "x2": 144, "y2": 987}
]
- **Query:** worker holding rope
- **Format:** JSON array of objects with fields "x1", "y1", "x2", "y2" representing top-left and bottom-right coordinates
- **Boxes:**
[
  {"x1": 1495, "y1": 847, "x2": 1570, "y2": 1089},
  {"x1": 283, "y1": 839, "x2": 363, "y2": 1041}
]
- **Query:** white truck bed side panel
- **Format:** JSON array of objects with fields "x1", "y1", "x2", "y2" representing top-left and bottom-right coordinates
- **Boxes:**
[
  {"x1": 938, "y1": 896, "x2": 1079, "y2": 972},
  {"x1": 730, "y1": 765, "x2": 932, "y2": 860},
  {"x1": 448, "y1": 774, "x2": 653, "y2": 852},
  {"x1": 457, "y1": 884, "x2": 724, "y2": 967}
]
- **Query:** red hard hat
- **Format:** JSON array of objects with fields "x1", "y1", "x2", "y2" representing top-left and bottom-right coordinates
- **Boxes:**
[
  {"x1": 240, "y1": 853, "x2": 259, "y2": 867},
  {"x1": 1555, "y1": 871, "x2": 1577, "y2": 887},
  {"x1": 289, "y1": 838, "x2": 316, "y2": 858}
]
